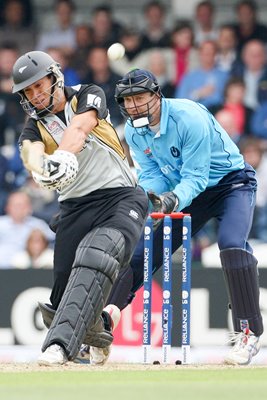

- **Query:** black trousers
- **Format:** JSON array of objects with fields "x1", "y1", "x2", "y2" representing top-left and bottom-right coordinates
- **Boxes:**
[{"x1": 50, "y1": 186, "x2": 148, "y2": 308}]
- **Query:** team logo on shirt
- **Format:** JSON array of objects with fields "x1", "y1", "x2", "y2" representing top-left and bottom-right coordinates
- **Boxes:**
[
  {"x1": 170, "y1": 146, "x2": 180, "y2": 157},
  {"x1": 144, "y1": 147, "x2": 152, "y2": 157},
  {"x1": 46, "y1": 121, "x2": 64, "y2": 136},
  {"x1": 86, "y1": 94, "x2": 101, "y2": 108}
]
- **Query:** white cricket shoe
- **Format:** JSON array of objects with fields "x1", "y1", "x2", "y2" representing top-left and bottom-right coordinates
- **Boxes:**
[
  {"x1": 38, "y1": 344, "x2": 68, "y2": 366},
  {"x1": 224, "y1": 329, "x2": 260, "y2": 365},
  {"x1": 90, "y1": 304, "x2": 121, "y2": 365}
]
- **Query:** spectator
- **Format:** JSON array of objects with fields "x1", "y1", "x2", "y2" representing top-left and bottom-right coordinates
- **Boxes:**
[
  {"x1": 0, "y1": 43, "x2": 25, "y2": 148},
  {"x1": 5, "y1": 143, "x2": 27, "y2": 189},
  {"x1": 140, "y1": 1, "x2": 170, "y2": 49},
  {"x1": 0, "y1": 152, "x2": 9, "y2": 214},
  {"x1": 239, "y1": 137, "x2": 267, "y2": 241},
  {"x1": 146, "y1": 49, "x2": 176, "y2": 98},
  {"x1": 250, "y1": 101, "x2": 267, "y2": 141},
  {"x1": 0, "y1": 0, "x2": 36, "y2": 53},
  {"x1": 109, "y1": 25, "x2": 180, "y2": 86},
  {"x1": 35, "y1": 0, "x2": 77, "y2": 56},
  {"x1": 214, "y1": 77, "x2": 253, "y2": 141},
  {"x1": 10, "y1": 228, "x2": 54, "y2": 269},
  {"x1": 114, "y1": 44, "x2": 176, "y2": 91},
  {"x1": 231, "y1": 39, "x2": 267, "y2": 110},
  {"x1": 216, "y1": 24, "x2": 238, "y2": 72},
  {"x1": 90, "y1": 5, "x2": 123, "y2": 49},
  {"x1": 193, "y1": 1, "x2": 218, "y2": 47},
  {"x1": 0, "y1": 0, "x2": 34, "y2": 27},
  {"x1": 82, "y1": 47, "x2": 123, "y2": 127},
  {"x1": 46, "y1": 47, "x2": 80, "y2": 86},
  {"x1": 176, "y1": 40, "x2": 229, "y2": 113},
  {"x1": 0, "y1": 43, "x2": 20, "y2": 93},
  {"x1": 232, "y1": 0, "x2": 267, "y2": 55},
  {"x1": 0, "y1": 191, "x2": 54, "y2": 268},
  {"x1": 170, "y1": 21, "x2": 199, "y2": 85},
  {"x1": 215, "y1": 109, "x2": 240, "y2": 143},
  {"x1": 119, "y1": 27, "x2": 144, "y2": 62},
  {"x1": 70, "y1": 24, "x2": 93, "y2": 81}
]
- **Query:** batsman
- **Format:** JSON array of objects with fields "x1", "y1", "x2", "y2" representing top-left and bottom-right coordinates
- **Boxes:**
[
  {"x1": 107, "y1": 68, "x2": 264, "y2": 366},
  {"x1": 11, "y1": 51, "x2": 148, "y2": 365}
]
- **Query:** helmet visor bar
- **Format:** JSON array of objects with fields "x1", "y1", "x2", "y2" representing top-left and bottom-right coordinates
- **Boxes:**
[{"x1": 118, "y1": 91, "x2": 160, "y2": 128}]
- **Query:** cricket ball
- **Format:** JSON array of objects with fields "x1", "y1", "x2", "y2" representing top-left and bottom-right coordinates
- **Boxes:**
[{"x1": 107, "y1": 43, "x2": 125, "y2": 61}]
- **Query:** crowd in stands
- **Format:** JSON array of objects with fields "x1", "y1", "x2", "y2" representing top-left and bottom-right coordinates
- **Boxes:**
[{"x1": 1, "y1": 0, "x2": 267, "y2": 267}]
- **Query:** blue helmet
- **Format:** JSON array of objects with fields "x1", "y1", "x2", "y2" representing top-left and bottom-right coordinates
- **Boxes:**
[{"x1": 115, "y1": 68, "x2": 162, "y2": 128}]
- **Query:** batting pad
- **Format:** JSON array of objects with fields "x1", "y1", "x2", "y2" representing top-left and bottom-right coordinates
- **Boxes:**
[
  {"x1": 38, "y1": 302, "x2": 113, "y2": 348},
  {"x1": 220, "y1": 248, "x2": 263, "y2": 336},
  {"x1": 41, "y1": 227, "x2": 125, "y2": 360}
]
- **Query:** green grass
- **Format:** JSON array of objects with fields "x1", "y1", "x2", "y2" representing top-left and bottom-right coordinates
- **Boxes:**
[{"x1": 0, "y1": 367, "x2": 266, "y2": 400}]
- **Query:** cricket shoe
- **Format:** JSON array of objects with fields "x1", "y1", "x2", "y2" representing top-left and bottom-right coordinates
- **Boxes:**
[
  {"x1": 224, "y1": 328, "x2": 260, "y2": 365},
  {"x1": 38, "y1": 344, "x2": 68, "y2": 366},
  {"x1": 90, "y1": 304, "x2": 121, "y2": 365}
]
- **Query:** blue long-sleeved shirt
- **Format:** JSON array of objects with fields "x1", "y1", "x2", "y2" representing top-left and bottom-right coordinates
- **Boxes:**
[
  {"x1": 175, "y1": 68, "x2": 229, "y2": 108},
  {"x1": 124, "y1": 98, "x2": 245, "y2": 211}
]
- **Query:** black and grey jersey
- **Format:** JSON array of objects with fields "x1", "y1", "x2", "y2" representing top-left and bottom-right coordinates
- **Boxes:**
[{"x1": 19, "y1": 84, "x2": 136, "y2": 201}]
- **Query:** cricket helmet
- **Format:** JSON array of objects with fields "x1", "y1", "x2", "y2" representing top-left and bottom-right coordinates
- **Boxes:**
[
  {"x1": 115, "y1": 68, "x2": 162, "y2": 128},
  {"x1": 12, "y1": 51, "x2": 64, "y2": 118}
]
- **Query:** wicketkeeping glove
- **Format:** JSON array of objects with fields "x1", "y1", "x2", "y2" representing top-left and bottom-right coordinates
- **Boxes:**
[
  {"x1": 148, "y1": 191, "x2": 178, "y2": 213},
  {"x1": 147, "y1": 191, "x2": 179, "y2": 229}
]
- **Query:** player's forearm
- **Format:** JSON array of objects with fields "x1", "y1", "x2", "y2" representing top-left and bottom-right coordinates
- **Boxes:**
[{"x1": 58, "y1": 111, "x2": 98, "y2": 153}]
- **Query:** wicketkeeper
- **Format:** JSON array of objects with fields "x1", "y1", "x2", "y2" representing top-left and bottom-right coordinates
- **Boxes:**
[{"x1": 107, "y1": 68, "x2": 264, "y2": 366}]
